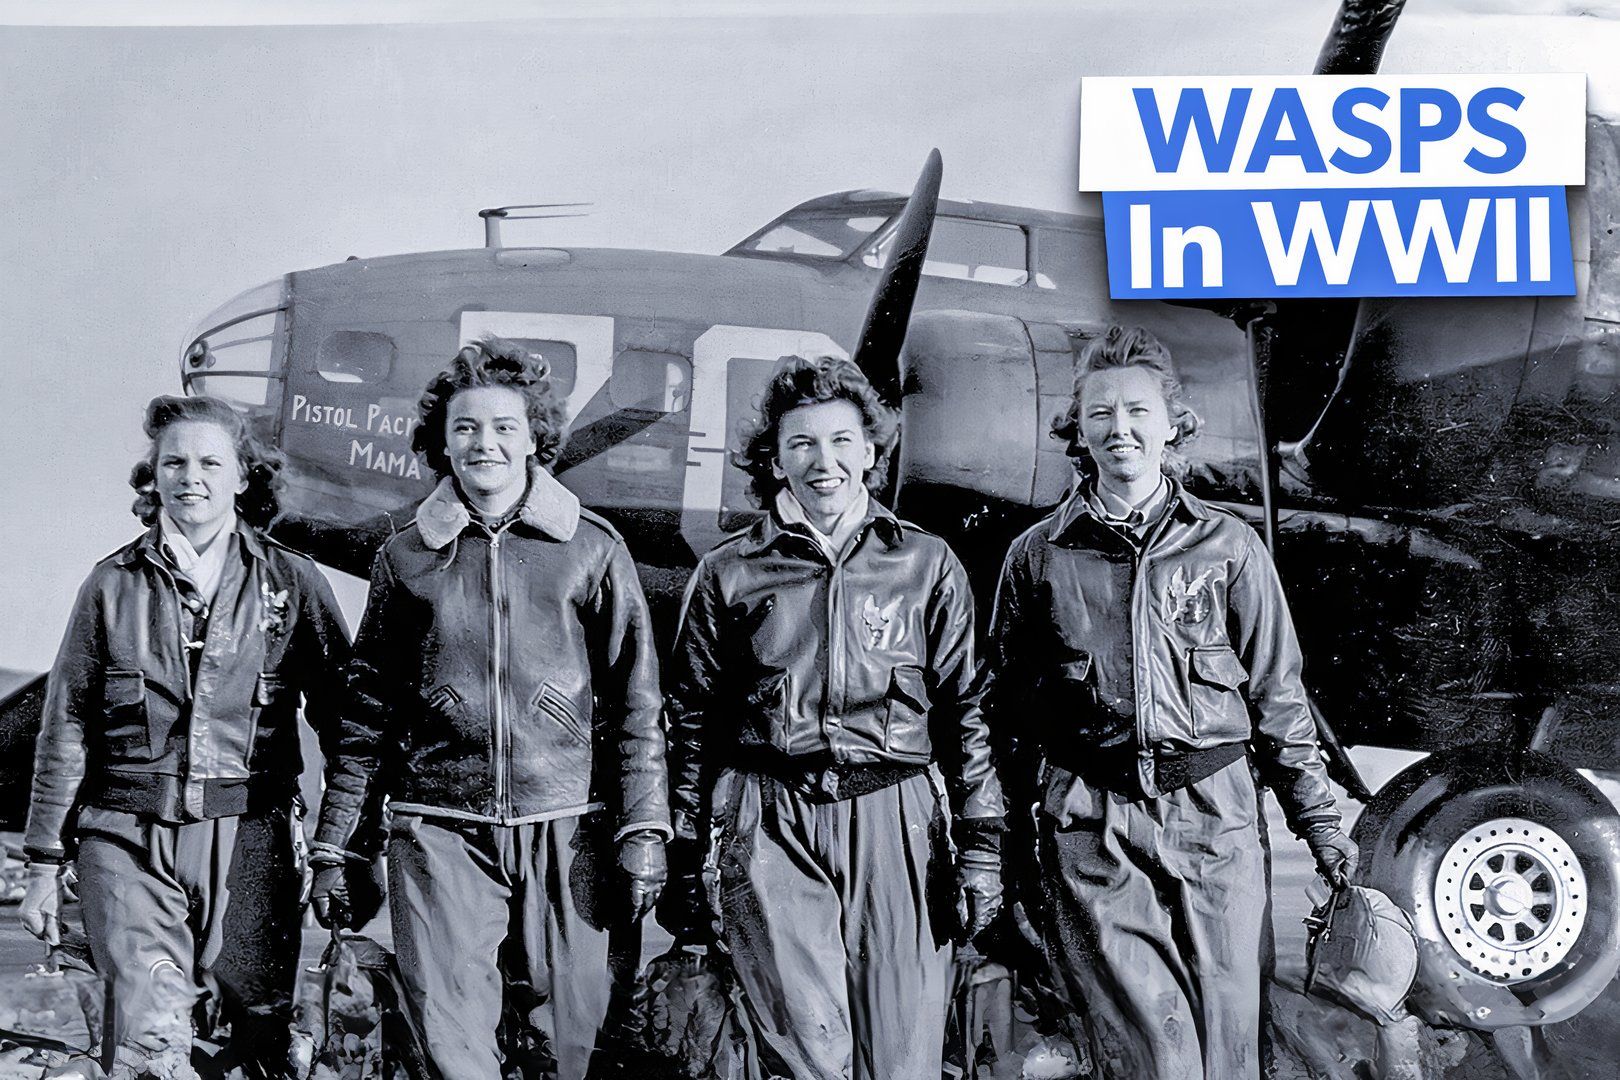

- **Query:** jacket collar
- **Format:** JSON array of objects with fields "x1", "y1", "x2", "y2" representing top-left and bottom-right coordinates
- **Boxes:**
[
  {"x1": 415, "y1": 462, "x2": 581, "y2": 550},
  {"x1": 1048, "y1": 474, "x2": 1209, "y2": 543},
  {"x1": 742, "y1": 493, "x2": 904, "y2": 558},
  {"x1": 118, "y1": 518, "x2": 269, "y2": 568}
]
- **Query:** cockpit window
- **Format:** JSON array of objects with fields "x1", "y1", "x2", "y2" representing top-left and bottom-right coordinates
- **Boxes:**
[
  {"x1": 315, "y1": 330, "x2": 396, "y2": 384},
  {"x1": 863, "y1": 217, "x2": 1030, "y2": 286},
  {"x1": 740, "y1": 214, "x2": 892, "y2": 259},
  {"x1": 183, "y1": 309, "x2": 283, "y2": 408}
]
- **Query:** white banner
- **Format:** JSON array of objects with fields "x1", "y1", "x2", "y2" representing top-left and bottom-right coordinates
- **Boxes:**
[{"x1": 1079, "y1": 74, "x2": 1586, "y2": 191}]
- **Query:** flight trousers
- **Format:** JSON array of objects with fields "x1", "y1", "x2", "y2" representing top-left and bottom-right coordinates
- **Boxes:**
[
  {"x1": 712, "y1": 769, "x2": 951, "y2": 1080},
  {"x1": 76, "y1": 804, "x2": 302, "y2": 1080},
  {"x1": 386, "y1": 812, "x2": 612, "y2": 1080},
  {"x1": 1037, "y1": 758, "x2": 1268, "y2": 1080}
]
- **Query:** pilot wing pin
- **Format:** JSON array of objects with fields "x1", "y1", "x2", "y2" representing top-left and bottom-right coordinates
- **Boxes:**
[
  {"x1": 1161, "y1": 566, "x2": 1217, "y2": 626},
  {"x1": 859, "y1": 594, "x2": 906, "y2": 650}
]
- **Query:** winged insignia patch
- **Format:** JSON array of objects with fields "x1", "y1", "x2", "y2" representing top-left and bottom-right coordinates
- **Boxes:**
[
  {"x1": 1160, "y1": 566, "x2": 1218, "y2": 626},
  {"x1": 859, "y1": 594, "x2": 906, "y2": 650}
]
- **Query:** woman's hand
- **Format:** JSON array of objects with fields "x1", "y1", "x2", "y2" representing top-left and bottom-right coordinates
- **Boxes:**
[
  {"x1": 1306, "y1": 825, "x2": 1360, "y2": 887},
  {"x1": 310, "y1": 863, "x2": 353, "y2": 929},
  {"x1": 621, "y1": 831, "x2": 668, "y2": 923},
  {"x1": 19, "y1": 863, "x2": 65, "y2": 945},
  {"x1": 957, "y1": 858, "x2": 1004, "y2": 942}
]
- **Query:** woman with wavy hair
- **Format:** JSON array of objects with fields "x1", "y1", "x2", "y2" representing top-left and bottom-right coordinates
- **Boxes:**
[
  {"x1": 984, "y1": 325, "x2": 1356, "y2": 1079},
  {"x1": 310, "y1": 338, "x2": 670, "y2": 1080},
  {"x1": 664, "y1": 355, "x2": 1004, "y2": 1080},
  {"x1": 19, "y1": 395, "x2": 351, "y2": 1080}
]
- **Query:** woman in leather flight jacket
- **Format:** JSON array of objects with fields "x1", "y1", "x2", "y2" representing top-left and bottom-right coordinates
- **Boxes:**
[
  {"x1": 20, "y1": 395, "x2": 351, "y2": 1080},
  {"x1": 311, "y1": 338, "x2": 670, "y2": 1080},
  {"x1": 664, "y1": 356, "x2": 1004, "y2": 1080},
  {"x1": 984, "y1": 326, "x2": 1358, "y2": 1080}
]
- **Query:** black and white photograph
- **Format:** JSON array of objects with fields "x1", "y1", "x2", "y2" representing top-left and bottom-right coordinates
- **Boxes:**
[{"x1": 1, "y1": 2, "x2": 1618, "y2": 1078}]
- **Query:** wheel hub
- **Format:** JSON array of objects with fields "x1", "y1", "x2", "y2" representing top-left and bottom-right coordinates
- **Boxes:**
[
  {"x1": 1483, "y1": 876, "x2": 1533, "y2": 918},
  {"x1": 1433, "y1": 817, "x2": 1587, "y2": 983}
]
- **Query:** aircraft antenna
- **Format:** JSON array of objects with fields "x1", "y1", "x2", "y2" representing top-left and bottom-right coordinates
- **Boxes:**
[{"x1": 478, "y1": 203, "x2": 592, "y2": 248}]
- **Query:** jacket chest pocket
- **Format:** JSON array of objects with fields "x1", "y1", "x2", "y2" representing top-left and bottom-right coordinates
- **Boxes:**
[
  {"x1": 1188, "y1": 645, "x2": 1250, "y2": 741},
  {"x1": 100, "y1": 669, "x2": 158, "y2": 760},
  {"x1": 882, "y1": 665, "x2": 932, "y2": 761}
]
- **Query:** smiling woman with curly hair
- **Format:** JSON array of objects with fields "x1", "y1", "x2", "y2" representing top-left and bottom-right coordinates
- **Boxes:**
[
  {"x1": 664, "y1": 354, "x2": 1004, "y2": 1080},
  {"x1": 127, "y1": 395, "x2": 285, "y2": 527},
  {"x1": 733, "y1": 354, "x2": 899, "y2": 507},
  {"x1": 21, "y1": 394, "x2": 350, "y2": 1079},
  {"x1": 310, "y1": 335, "x2": 671, "y2": 1080},
  {"x1": 411, "y1": 336, "x2": 568, "y2": 478}
]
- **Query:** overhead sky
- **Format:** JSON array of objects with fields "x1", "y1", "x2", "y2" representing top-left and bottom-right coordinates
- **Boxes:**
[{"x1": 2, "y1": 1, "x2": 1618, "y2": 670}]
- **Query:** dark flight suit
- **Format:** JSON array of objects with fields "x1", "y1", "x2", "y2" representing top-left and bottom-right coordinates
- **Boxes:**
[
  {"x1": 985, "y1": 479, "x2": 1345, "y2": 1080},
  {"x1": 667, "y1": 500, "x2": 1003, "y2": 1080},
  {"x1": 26, "y1": 523, "x2": 349, "y2": 1079},
  {"x1": 316, "y1": 466, "x2": 670, "y2": 1080}
]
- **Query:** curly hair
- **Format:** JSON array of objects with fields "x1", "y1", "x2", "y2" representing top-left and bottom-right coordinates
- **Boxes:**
[
  {"x1": 734, "y1": 355, "x2": 899, "y2": 507},
  {"x1": 130, "y1": 395, "x2": 284, "y2": 528},
  {"x1": 1050, "y1": 325, "x2": 1201, "y2": 479},
  {"x1": 412, "y1": 336, "x2": 568, "y2": 477}
]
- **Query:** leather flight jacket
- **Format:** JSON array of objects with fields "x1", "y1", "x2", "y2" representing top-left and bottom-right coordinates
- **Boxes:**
[
  {"x1": 985, "y1": 479, "x2": 1341, "y2": 835},
  {"x1": 25, "y1": 524, "x2": 350, "y2": 863},
  {"x1": 667, "y1": 499, "x2": 1003, "y2": 844},
  {"x1": 315, "y1": 465, "x2": 672, "y2": 853}
]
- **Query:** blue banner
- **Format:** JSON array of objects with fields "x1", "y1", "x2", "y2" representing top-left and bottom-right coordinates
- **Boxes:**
[{"x1": 1101, "y1": 186, "x2": 1573, "y2": 299}]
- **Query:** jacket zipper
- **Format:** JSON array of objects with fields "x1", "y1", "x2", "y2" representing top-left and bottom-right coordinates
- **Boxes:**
[
  {"x1": 488, "y1": 531, "x2": 509, "y2": 820},
  {"x1": 1130, "y1": 512, "x2": 1179, "y2": 792},
  {"x1": 825, "y1": 552, "x2": 841, "y2": 761},
  {"x1": 151, "y1": 559, "x2": 204, "y2": 814}
]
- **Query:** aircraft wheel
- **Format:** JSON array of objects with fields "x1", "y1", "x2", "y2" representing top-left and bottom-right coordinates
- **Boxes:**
[{"x1": 1350, "y1": 750, "x2": 1620, "y2": 1029}]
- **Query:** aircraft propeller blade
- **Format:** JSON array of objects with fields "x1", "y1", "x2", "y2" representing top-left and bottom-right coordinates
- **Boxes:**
[
  {"x1": 553, "y1": 408, "x2": 665, "y2": 476},
  {"x1": 852, "y1": 149, "x2": 943, "y2": 406},
  {"x1": 1314, "y1": 0, "x2": 1407, "y2": 75}
]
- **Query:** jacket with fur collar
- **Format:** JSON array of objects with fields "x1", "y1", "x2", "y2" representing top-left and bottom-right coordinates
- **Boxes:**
[{"x1": 315, "y1": 465, "x2": 671, "y2": 849}]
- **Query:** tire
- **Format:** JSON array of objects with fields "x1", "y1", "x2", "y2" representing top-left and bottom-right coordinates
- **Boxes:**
[{"x1": 1351, "y1": 750, "x2": 1620, "y2": 1029}]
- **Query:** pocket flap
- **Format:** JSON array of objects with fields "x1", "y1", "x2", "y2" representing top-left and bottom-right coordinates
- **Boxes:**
[
  {"x1": 888, "y1": 665, "x2": 931, "y2": 713},
  {"x1": 426, "y1": 684, "x2": 463, "y2": 712},
  {"x1": 1190, "y1": 647, "x2": 1247, "y2": 690},
  {"x1": 103, "y1": 670, "x2": 144, "y2": 707},
  {"x1": 536, "y1": 682, "x2": 589, "y2": 744},
  {"x1": 253, "y1": 673, "x2": 285, "y2": 707}
]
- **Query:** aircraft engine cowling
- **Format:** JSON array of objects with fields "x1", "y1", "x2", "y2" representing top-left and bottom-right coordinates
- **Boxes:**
[{"x1": 895, "y1": 309, "x2": 1077, "y2": 510}]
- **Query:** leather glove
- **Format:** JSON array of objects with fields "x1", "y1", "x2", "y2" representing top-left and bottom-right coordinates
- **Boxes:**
[
  {"x1": 620, "y1": 831, "x2": 668, "y2": 923},
  {"x1": 657, "y1": 837, "x2": 713, "y2": 946},
  {"x1": 956, "y1": 859, "x2": 1004, "y2": 942},
  {"x1": 20, "y1": 863, "x2": 65, "y2": 946},
  {"x1": 310, "y1": 864, "x2": 353, "y2": 930},
  {"x1": 1306, "y1": 825, "x2": 1359, "y2": 887}
]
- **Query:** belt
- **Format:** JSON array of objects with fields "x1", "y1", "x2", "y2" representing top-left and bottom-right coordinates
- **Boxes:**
[
  {"x1": 730, "y1": 750, "x2": 926, "y2": 803},
  {"x1": 1049, "y1": 740, "x2": 1247, "y2": 797}
]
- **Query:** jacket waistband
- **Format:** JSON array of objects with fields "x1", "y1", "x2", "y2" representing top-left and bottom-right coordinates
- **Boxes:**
[
  {"x1": 729, "y1": 749, "x2": 926, "y2": 803},
  {"x1": 1047, "y1": 741, "x2": 1247, "y2": 798}
]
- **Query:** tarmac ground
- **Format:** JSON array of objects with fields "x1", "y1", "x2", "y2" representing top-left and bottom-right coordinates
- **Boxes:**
[{"x1": 0, "y1": 797, "x2": 1614, "y2": 1080}]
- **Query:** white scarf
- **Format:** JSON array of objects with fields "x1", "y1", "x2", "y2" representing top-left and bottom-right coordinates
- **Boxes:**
[
  {"x1": 158, "y1": 509, "x2": 237, "y2": 605},
  {"x1": 775, "y1": 484, "x2": 871, "y2": 563}
]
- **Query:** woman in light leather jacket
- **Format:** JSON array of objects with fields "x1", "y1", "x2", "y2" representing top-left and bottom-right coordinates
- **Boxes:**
[{"x1": 665, "y1": 355, "x2": 1004, "y2": 1080}]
